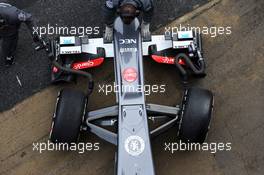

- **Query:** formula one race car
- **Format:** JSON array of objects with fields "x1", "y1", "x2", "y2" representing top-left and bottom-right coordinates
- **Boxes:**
[{"x1": 38, "y1": 16, "x2": 214, "y2": 175}]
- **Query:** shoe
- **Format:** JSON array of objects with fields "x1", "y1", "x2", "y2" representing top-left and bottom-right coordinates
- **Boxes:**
[
  {"x1": 104, "y1": 25, "x2": 113, "y2": 43},
  {"x1": 141, "y1": 21, "x2": 151, "y2": 41},
  {"x1": 5, "y1": 56, "x2": 14, "y2": 66}
]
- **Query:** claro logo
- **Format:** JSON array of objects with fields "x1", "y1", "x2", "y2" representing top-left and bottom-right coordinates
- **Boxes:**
[{"x1": 119, "y1": 39, "x2": 137, "y2": 45}]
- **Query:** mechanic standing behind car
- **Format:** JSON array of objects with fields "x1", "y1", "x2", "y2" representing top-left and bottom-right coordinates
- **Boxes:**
[
  {"x1": 103, "y1": 0, "x2": 154, "y2": 42},
  {"x1": 0, "y1": 3, "x2": 40, "y2": 66}
]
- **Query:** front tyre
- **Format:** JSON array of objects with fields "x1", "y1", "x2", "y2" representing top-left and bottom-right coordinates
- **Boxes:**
[
  {"x1": 178, "y1": 88, "x2": 214, "y2": 143},
  {"x1": 49, "y1": 89, "x2": 87, "y2": 143}
]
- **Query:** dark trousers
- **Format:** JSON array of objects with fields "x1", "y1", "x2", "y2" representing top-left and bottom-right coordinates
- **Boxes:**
[
  {"x1": 0, "y1": 33, "x2": 19, "y2": 59},
  {"x1": 102, "y1": 4, "x2": 117, "y2": 26}
]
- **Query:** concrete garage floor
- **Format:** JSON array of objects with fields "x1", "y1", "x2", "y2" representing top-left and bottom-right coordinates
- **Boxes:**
[{"x1": 1, "y1": 0, "x2": 264, "y2": 175}]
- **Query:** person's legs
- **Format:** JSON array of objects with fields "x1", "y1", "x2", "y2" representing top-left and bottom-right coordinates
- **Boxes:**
[
  {"x1": 102, "y1": 1, "x2": 116, "y2": 42},
  {"x1": 103, "y1": 1, "x2": 116, "y2": 26},
  {"x1": 142, "y1": 7, "x2": 154, "y2": 24},
  {"x1": 2, "y1": 32, "x2": 18, "y2": 66},
  {"x1": 141, "y1": 7, "x2": 154, "y2": 40}
]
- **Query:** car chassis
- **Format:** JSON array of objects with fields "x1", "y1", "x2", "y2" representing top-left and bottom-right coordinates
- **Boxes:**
[{"x1": 41, "y1": 17, "x2": 214, "y2": 175}]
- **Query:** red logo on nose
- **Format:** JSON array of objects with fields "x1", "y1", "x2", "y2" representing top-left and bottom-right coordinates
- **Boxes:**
[{"x1": 123, "y1": 68, "x2": 138, "y2": 83}]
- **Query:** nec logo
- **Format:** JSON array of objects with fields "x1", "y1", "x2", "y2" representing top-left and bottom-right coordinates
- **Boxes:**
[{"x1": 119, "y1": 39, "x2": 137, "y2": 45}]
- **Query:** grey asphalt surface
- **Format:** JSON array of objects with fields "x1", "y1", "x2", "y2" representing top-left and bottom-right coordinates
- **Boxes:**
[{"x1": 0, "y1": 0, "x2": 209, "y2": 112}]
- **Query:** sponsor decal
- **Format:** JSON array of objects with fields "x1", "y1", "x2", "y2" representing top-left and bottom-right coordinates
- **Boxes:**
[
  {"x1": 119, "y1": 39, "x2": 137, "y2": 45},
  {"x1": 173, "y1": 41, "x2": 193, "y2": 49},
  {"x1": 72, "y1": 57, "x2": 104, "y2": 70},
  {"x1": 60, "y1": 36, "x2": 76, "y2": 45},
  {"x1": 151, "y1": 55, "x2": 175, "y2": 64},
  {"x1": 60, "y1": 46, "x2": 82, "y2": 55},
  {"x1": 151, "y1": 55, "x2": 186, "y2": 65},
  {"x1": 62, "y1": 39, "x2": 74, "y2": 45},
  {"x1": 178, "y1": 31, "x2": 193, "y2": 39},
  {"x1": 125, "y1": 135, "x2": 145, "y2": 157},
  {"x1": 122, "y1": 67, "x2": 138, "y2": 83},
  {"x1": 120, "y1": 47, "x2": 137, "y2": 53}
]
